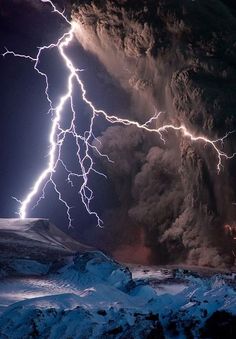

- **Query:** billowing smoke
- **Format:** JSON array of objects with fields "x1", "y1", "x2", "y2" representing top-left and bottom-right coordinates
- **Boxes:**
[{"x1": 71, "y1": 0, "x2": 236, "y2": 267}]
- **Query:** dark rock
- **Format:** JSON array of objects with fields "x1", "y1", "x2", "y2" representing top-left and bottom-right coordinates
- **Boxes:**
[
  {"x1": 200, "y1": 311, "x2": 236, "y2": 338},
  {"x1": 97, "y1": 309, "x2": 107, "y2": 316}
]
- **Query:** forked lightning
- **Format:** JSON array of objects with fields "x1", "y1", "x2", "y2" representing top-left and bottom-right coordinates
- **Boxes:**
[{"x1": 2, "y1": 0, "x2": 236, "y2": 227}]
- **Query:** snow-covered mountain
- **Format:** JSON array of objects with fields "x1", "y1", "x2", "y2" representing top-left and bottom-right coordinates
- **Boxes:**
[
  {"x1": 0, "y1": 218, "x2": 92, "y2": 277},
  {"x1": 0, "y1": 219, "x2": 236, "y2": 338}
]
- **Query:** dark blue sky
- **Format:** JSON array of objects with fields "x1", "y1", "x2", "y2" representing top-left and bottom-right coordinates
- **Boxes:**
[
  {"x1": 0, "y1": 0, "x2": 126, "y2": 241},
  {"x1": 0, "y1": 1, "x2": 56, "y2": 217}
]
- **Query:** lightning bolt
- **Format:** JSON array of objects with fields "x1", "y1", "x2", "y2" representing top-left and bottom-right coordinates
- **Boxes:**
[{"x1": 2, "y1": 0, "x2": 236, "y2": 228}]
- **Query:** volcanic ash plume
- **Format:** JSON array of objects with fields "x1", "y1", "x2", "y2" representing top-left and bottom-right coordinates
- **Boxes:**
[{"x1": 72, "y1": 0, "x2": 236, "y2": 268}]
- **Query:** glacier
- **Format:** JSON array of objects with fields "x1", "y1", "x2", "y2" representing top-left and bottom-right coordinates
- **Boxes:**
[{"x1": 0, "y1": 219, "x2": 235, "y2": 338}]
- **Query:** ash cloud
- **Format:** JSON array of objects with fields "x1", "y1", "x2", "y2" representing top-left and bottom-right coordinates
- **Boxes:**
[{"x1": 72, "y1": 0, "x2": 236, "y2": 267}]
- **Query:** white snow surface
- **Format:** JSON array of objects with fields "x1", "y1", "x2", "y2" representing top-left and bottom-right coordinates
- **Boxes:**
[
  {"x1": 0, "y1": 219, "x2": 236, "y2": 338},
  {"x1": 0, "y1": 218, "x2": 91, "y2": 255},
  {"x1": 0, "y1": 218, "x2": 44, "y2": 231}
]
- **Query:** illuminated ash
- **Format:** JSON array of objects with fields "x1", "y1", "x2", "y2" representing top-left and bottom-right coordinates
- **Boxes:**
[{"x1": 2, "y1": 0, "x2": 236, "y2": 228}]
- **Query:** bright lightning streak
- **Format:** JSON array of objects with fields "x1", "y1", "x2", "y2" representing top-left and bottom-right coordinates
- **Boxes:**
[{"x1": 2, "y1": 0, "x2": 236, "y2": 227}]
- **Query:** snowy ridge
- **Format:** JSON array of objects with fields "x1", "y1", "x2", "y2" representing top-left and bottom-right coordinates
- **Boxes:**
[
  {"x1": 0, "y1": 218, "x2": 91, "y2": 252},
  {"x1": 0, "y1": 251, "x2": 236, "y2": 338},
  {"x1": 0, "y1": 219, "x2": 236, "y2": 337},
  {"x1": 0, "y1": 219, "x2": 91, "y2": 274}
]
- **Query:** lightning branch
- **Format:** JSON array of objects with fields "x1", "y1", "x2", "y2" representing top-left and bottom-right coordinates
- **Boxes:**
[{"x1": 2, "y1": 0, "x2": 236, "y2": 227}]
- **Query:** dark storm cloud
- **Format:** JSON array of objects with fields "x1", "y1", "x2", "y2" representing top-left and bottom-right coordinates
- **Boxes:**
[{"x1": 72, "y1": 0, "x2": 236, "y2": 267}]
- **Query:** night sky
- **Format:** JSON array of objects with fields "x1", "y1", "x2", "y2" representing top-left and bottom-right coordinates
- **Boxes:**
[
  {"x1": 0, "y1": 0, "x2": 123, "y2": 238},
  {"x1": 0, "y1": 1, "x2": 68, "y2": 222},
  {"x1": 1, "y1": 0, "x2": 236, "y2": 266}
]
